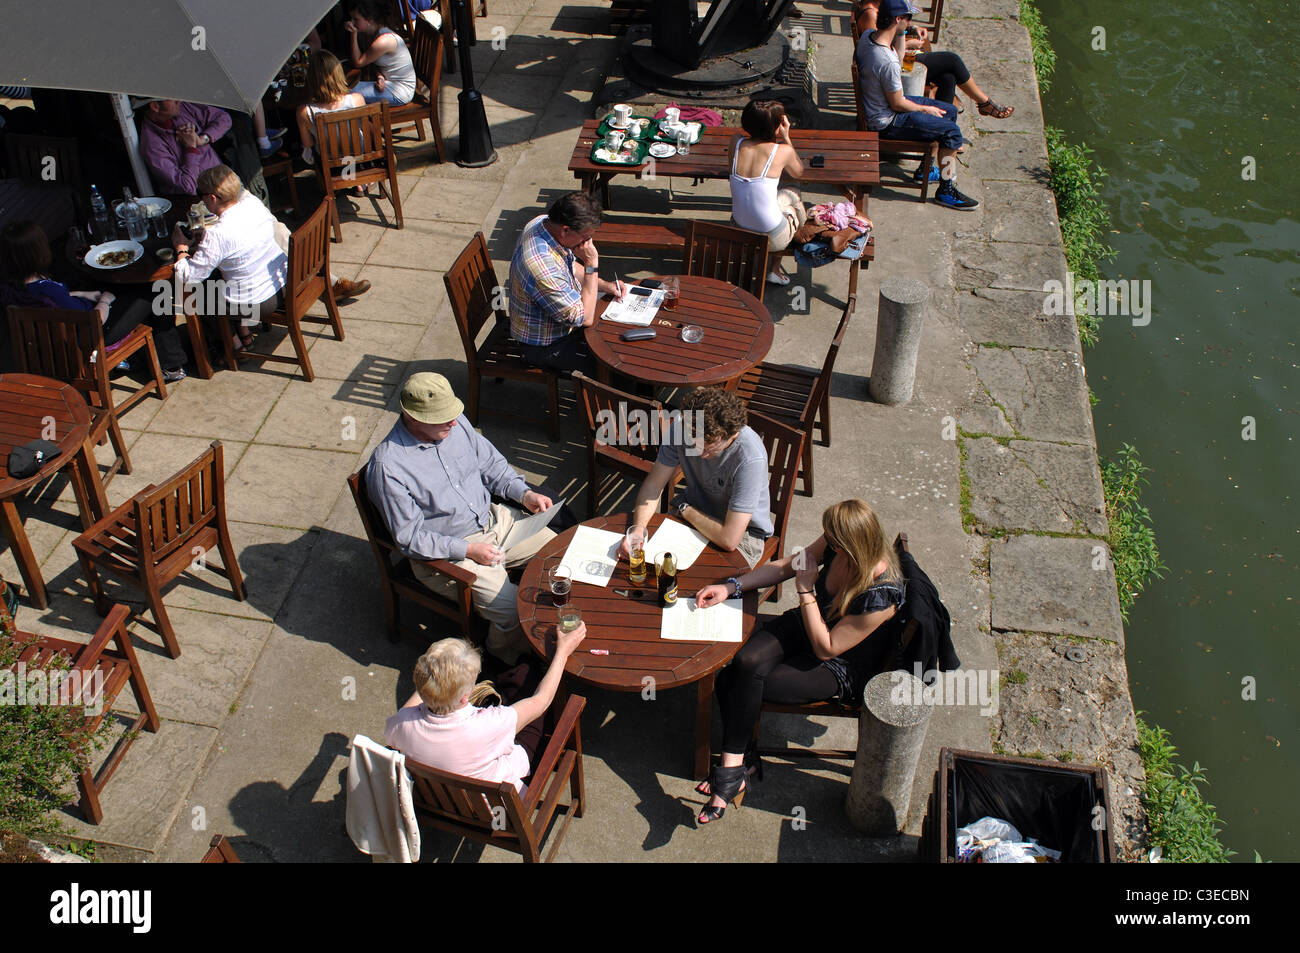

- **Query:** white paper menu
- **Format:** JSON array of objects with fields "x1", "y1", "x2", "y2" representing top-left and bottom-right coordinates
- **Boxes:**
[
  {"x1": 559, "y1": 525, "x2": 623, "y2": 586},
  {"x1": 600, "y1": 287, "x2": 664, "y2": 325},
  {"x1": 644, "y1": 518, "x2": 710, "y2": 570},
  {"x1": 660, "y1": 597, "x2": 743, "y2": 643}
]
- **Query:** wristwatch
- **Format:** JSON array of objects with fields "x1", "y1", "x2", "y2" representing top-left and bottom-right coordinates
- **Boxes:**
[
  {"x1": 675, "y1": 499, "x2": 689, "y2": 519},
  {"x1": 583, "y1": 265, "x2": 599, "y2": 275}
]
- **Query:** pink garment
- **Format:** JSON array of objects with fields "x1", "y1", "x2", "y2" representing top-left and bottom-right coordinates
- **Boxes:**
[
  {"x1": 811, "y1": 202, "x2": 870, "y2": 233},
  {"x1": 653, "y1": 103, "x2": 723, "y2": 126},
  {"x1": 385, "y1": 702, "x2": 529, "y2": 792}
]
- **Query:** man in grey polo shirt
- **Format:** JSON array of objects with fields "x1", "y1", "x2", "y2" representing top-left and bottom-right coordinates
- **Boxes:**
[
  {"x1": 365, "y1": 373, "x2": 556, "y2": 663},
  {"x1": 620, "y1": 387, "x2": 772, "y2": 568}
]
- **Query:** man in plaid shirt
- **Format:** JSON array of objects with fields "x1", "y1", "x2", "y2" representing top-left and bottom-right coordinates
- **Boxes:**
[{"x1": 508, "y1": 192, "x2": 625, "y2": 374}]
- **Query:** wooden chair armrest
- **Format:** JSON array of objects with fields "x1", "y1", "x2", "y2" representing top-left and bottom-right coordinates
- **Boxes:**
[
  {"x1": 414, "y1": 557, "x2": 477, "y2": 587},
  {"x1": 74, "y1": 604, "x2": 133, "y2": 670},
  {"x1": 521, "y1": 694, "x2": 585, "y2": 811}
]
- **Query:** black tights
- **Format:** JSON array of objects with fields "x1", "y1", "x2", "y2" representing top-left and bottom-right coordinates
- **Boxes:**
[
  {"x1": 714, "y1": 610, "x2": 839, "y2": 754},
  {"x1": 914, "y1": 51, "x2": 971, "y2": 105}
]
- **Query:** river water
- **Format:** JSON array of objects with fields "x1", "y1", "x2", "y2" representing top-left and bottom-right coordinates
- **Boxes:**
[{"x1": 1035, "y1": 0, "x2": 1298, "y2": 859}]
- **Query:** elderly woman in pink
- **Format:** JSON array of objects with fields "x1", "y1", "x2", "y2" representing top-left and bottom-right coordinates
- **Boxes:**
[{"x1": 385, "y1": 625, "x2": 586, "y2": 789}]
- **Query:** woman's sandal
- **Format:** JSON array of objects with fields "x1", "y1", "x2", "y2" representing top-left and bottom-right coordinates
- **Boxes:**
[
  {"x1": 695, "y1": 747, "x2": 763, "y2": 797},
  {"x1": 977, "y1": 98, "x2": 1014, "y2": 119},
  {"x1": 697, "y1": 764, "x2": 750, "y2": 825}
]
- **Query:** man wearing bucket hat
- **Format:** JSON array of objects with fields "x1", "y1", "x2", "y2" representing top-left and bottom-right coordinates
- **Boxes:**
[
  {"x1": 856, "y1": 0, "x2": 980, "y2": 210},
  {"x1": 366, "y1": 373, "x2": 557, "y2": 663}
]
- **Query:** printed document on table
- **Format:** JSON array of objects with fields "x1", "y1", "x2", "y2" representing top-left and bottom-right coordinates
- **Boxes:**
[
  {"x1": 645, "y1": 518, "x2": 709, "y2": 570},
  {"x1": 660, "y1": 598, "x2": 742, "y2": 642},
  {"x1": 498, "y1": 503, "x2": 562, "y2": 554},
  {"x1": 560, "y1": 525, "x2": 623, "y2": 587},
  {"x1": 600, "y1": 288, "x2": 664, "y2": 325}
]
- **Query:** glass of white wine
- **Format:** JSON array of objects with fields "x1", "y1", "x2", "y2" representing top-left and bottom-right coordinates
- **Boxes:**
[{"x1": 558, "y1": 608, "x2": 582, "y2": 632}]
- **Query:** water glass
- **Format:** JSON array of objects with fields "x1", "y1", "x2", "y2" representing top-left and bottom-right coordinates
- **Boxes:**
[
  {"x1": 676, "y1": 129, "x2": 691, "y2": 156},
  {"x1": 149, "y1": 207, "x2": 168, "y2": 239}
]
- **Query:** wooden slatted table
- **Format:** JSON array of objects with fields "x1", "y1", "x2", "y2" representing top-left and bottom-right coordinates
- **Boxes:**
[
  {"x1": 0, "y1": 374, "x2": 109, "y2": 609},
  {"x1": 586, "y1": 275, "x2": 773, "y2": 390},
  {"x1": 568, "y1": 120, "x2": 881, "y2": 212},
  {"x1": 517, "y1": 513, "x2": 758, "y2": 779}
]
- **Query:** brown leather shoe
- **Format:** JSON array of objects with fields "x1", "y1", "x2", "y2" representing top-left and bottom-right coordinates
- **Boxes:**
[{"x1": 332, "y1": 277, "x2": 371, "y2": 300}]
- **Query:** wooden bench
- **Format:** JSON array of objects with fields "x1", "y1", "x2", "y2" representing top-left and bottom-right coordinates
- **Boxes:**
[{"x1": 595, "y1": 218, "x2": 873, "y2": 299}]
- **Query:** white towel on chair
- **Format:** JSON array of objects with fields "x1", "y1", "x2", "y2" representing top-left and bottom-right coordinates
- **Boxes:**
[{"x1": 346, "y1": 734, "x2": 421, "y2": 863}]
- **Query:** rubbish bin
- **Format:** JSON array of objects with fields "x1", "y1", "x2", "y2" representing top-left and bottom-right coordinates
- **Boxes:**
[{"x1": 918, "y1": 748, "x2": 1115, "y2": 862}]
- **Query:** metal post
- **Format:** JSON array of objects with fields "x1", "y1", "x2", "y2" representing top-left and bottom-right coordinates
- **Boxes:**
[{"x1": 454, "y1": 0, "x2": 497, "y2": 168}]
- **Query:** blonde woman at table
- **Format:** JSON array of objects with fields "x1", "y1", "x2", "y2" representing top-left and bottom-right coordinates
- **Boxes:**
[
  {"x1": 0, "y1": 220, "x2": 188, "y2": 380},
  {"x1": 296, "y1": 50, "x2": 367, "y2": 166},
  {"x1": 692, "y1": 499, "x2": 904, "y2": 825}
]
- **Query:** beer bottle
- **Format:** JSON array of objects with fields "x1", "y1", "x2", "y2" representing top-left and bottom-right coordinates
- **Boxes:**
[{"x1": 658, "y1": 552, "x2": 678, "y2": 607}]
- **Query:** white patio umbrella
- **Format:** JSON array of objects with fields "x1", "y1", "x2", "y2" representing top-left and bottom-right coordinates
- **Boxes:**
[{"x1": 2, "y1": 0, "x2": 338, "y2": 191}]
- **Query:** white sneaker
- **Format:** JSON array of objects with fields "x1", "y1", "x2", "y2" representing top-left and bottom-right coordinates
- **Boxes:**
[{"x1": 766, "y1": 270, "x2": 791, "y2": 286}]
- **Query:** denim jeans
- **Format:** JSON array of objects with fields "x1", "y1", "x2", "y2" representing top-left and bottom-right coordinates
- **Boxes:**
[
  {"x1": 881, "y1": 96, "x2": 963, "y2": 150},
  {"x1": 352, "y1": 81, "x2": 410, "y2": 105}
]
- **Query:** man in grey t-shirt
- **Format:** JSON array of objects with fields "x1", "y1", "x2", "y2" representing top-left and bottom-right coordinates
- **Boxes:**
[{"x1": 619, "y1": 388, "x2": 772, "y2": 568}]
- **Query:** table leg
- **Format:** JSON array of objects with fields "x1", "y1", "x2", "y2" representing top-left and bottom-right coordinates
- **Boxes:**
[
  {"x1": 69, "y1": 439, "x2": 109, "y2": 529},
  {"x1": 181, "y1": 295, "x2": 214, "y2": 380},
  {"x1": 694, "y1": 671, "x2": 717, "y2": 780},
  {"x1": 0, "y1": 498, "x2": 47, "y2": 610}
]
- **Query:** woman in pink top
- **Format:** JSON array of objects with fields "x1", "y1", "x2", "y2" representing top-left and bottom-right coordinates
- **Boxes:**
[{"x1": 385, "y1": 624, "x2": 586, "y2": 790}]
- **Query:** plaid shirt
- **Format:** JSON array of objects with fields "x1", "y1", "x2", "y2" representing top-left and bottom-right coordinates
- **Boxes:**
[{"x1": 508, "y1": 215, "x2": 584, "y2": 346}]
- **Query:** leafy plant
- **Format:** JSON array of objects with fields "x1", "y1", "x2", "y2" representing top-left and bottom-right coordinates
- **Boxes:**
[
  {"x1": 1018, "y1": 0, "x2": 1057, "y2": 92},
  {"x1": 1045, "y1": 127, "x2": 1117, "y2": 346},
  {"x1": 1100, "y1": 444, "x2": 1166, "y2": 620},
  {"x1": 1137, "y1": 717, "x2": 1235, "y2": 862},
  {"x1": 0, "y1": 601, "x2": 108, "y2": 843}
]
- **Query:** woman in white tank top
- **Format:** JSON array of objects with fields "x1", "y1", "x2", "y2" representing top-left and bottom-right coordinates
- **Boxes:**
[
  {"x1": 729, "y1": 100, "x2": 808, "y2": 285},
  {"x1": 296, "y1": 50, "x2": 367, "y2": 165}
]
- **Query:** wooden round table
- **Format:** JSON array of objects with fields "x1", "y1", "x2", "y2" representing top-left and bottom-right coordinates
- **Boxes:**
[
  {"x1": 0, "y1": 374, "x2": 109, "y2": 609},
  {"x1": 586, "y1": 275, "x2": 774, "y2": 389},
  {"x1": 516, "y1": 513, "x2": 758, "y2": 778}
]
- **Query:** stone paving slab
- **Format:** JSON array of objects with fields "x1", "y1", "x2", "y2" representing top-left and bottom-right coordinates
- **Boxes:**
[
  {"x1": 964, "y1": 436, "x2": 1108, "y2": 535},
  {"x1": 968, "y1": 130, "x2": 1050, "y2": 184},
  {"x1": 400, "y1": 176, "x2": 506, "y2": 226},
  {"x1": 960, "y1": 180, "x2": 1063, "y2": 246},
  {"x1": 147, "y1": 369, "x2": 290, "y2": 442},
  {"x1": 971, "y1": 345, "x2": 1096, "y2": 444},
  {"x1": 953, "y1": 235, "x2": 1068, "y2": 292},
  {"x1": 255, "y1": 378, "x2": 397, "y2": 453},
  {"x1": 60, "y1": 719, "x2": 217, "y2": 854},
  {"x1": 225, "y1": 445, "x2": 362, "y2": 531},
  {"x1": 992, "y1": 630, "x2": 1146, "y2": 860},
  {"x1": 990, "y1": 535, "x2": 1125, "y2": 643},
  {"x1": 957, "y1": 287, "x2": 1080, "y2": 351}
]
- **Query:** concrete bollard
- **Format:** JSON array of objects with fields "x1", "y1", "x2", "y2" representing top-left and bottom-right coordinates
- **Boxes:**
[
  {"x1": 869, "y1": 277, "x2": 929, "y2": 405},
  {"x1": 845, "y1": 670, "x2": 933, "y2": 835}
]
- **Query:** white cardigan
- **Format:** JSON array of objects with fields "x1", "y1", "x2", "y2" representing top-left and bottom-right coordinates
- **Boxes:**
[{"x1": 345, "y1": 734, "x2": 421, "y2": 863}]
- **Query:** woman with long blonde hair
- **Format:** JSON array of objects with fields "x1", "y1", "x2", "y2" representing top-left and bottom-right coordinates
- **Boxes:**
[
  {"x1": 295, "y1": 49, "x2": 366, "y2": 164},
  {"x1": 692, "y1": 499, "x2": 905, "y2": 824}
]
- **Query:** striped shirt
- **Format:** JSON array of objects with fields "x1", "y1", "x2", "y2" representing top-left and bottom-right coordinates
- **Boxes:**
[{"x1": 508, "y1": 214, "x2": 583, "y2": 346}]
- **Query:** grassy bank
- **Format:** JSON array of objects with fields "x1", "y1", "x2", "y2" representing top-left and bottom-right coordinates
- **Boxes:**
[{"x1": 1099, "y1": 444, "x2": 1166, "y2": 620}]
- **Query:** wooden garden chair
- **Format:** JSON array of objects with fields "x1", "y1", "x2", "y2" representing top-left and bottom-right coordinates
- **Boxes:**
[
  {"x1": 348, "y1": 464, "x2": 477, "y2": 643},
  {"x1": 444, "y1": 232, "x2": 561, "y2": 441},
  {"x1": 406, "y1": 693, "x2": 585, "y2": 863},
  {"x1": 314, "y1": 102, "x2": 404, "y2": 243},
  {"x1": 682, "y1": 219, "x2": 769, "y2": 301},
  {"x1": 200, "y1": 834, "x2": 242, "y2": 862},
  {"x1": 386, "y1": 16, "x2": 447, "y2": 162},
  {"x1": 214, "y1": 198, "x2": 341, "y2": 381},
  {"x1": 744, "y1": 410, "x2": 805, "y2": 604},
  {"x1": 7, "y1": 305, "x2": 169, "y2": 480},
  {"x1": 735, "y1": 294, "x2": 855, "y2": 497},
  {"x1": 72, "y1": 440, "x2": 245, "y2": 659},
  {"x1": 5, "y1": 603, "x2": 160, "y2": 824},
  {"x1": 572, "y1": 371, "x2": 681, "y2": 517}
]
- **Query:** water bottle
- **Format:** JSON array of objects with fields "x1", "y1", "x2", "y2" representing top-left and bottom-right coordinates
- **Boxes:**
[
  {"x1": 119, "y1": 187, "x2": 148, "y2": 242},
  {"x1": 89, "y1": 185, "x2": 112, "y2": 242}
]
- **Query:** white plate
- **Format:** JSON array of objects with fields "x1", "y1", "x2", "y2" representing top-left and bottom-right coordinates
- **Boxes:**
[
  {"x1": 84, "y1": 240, "x2": 144, "y2": 270},
  {"x1": 606, "y1": 116, "x2": 632, "y2": 129},
  {"x1": 648, "y1": 142, "x2": 676, "y2": 159},
  {"x1": 114, "y1": 196, "x2": 172, "y2": 218}
]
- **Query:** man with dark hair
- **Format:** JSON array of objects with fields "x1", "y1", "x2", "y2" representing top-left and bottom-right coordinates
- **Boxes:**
[
  {"x1": 856, "y1": 0, "x2": 979, "y2": 210},
  {"x1": 619, "y1": 387, "x2": 772, "y2": 568},
  {"x1": 507, "y1": 191, "x2": 625, "y2": 375}
]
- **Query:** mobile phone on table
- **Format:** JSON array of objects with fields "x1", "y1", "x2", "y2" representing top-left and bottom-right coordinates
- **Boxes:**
[
  {"x1": 640, "y1": 278, "x2": 663, "y2": 289},
  {"x1": 810, "y1": 155, "x2": 825, "y2": 168}
]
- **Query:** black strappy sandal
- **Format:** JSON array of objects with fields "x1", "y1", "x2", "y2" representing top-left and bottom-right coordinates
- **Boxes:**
[
  {"x1": 977, "y1": 98, "x2": 1014, "y2": 119},
  {"x1": 697, "y1": 764, "x2": 750, "y2": 825}
]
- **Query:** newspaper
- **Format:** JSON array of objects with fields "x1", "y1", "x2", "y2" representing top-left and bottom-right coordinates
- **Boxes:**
[
  {"x1": 600, "y1": 287, "x2": 664, "y2": 325},
  {"x1": 498, "y1": 504, "x2": 562, "y2": 554}
]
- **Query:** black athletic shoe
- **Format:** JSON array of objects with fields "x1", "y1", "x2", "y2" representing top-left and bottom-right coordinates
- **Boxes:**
[{"x1": 933, "y1": 182, "x2": 980, "y2": 210}]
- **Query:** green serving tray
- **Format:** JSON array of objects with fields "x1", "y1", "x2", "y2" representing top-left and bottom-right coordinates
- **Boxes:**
[
  {"x1": 590, "y1": 137, "x2": 650, "y2": 166},
  {"x1": 597, "y1": 115, "x2": 658, "y2": 140}
]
